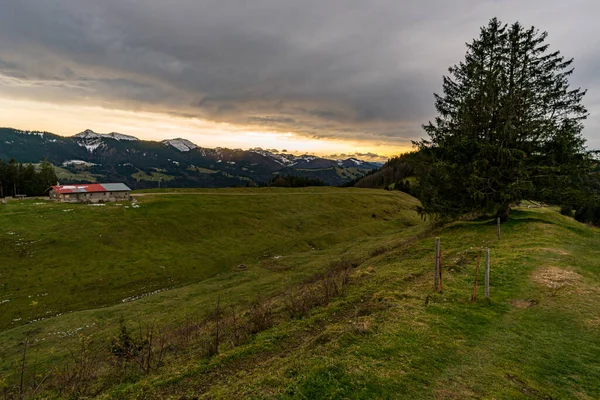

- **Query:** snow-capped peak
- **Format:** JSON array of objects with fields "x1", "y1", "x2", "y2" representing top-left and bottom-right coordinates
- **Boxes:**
[
  {"x1": 335, "y1": 158, "x2": 370, "y2": 168},
  {"x1": 163, "y1": 138, "x2": 198, "y2": 152},
  {"x1": 250, "y1": 148, "x2": 295, "y2": 166},
  {"x1": 106, "y1": 132, "x2": 139, "y2": 141},
  {"x1": 74, "y1": 129, "x2": 139, "y2": 141},
  {"x1": 74, "y1": 129, "x2": 99, "y2": 139}
]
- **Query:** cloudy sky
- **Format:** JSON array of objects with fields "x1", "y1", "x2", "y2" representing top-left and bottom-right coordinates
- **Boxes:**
[{"x1": 0, "y1": 0, "x2": 598, "y2": 158}]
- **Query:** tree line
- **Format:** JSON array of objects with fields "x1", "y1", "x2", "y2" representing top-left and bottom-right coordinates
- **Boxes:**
[
  {"x1": 0, "y1": 158, "x2": 58, "y2": 197},
  {"x1": 351, "y1": 153, "x2": 416, "y2": 190}
]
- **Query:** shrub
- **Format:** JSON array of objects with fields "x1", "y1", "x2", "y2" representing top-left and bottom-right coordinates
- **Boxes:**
[{"x1": 560, "y1": 205, "x2": 574, "y2": 217}]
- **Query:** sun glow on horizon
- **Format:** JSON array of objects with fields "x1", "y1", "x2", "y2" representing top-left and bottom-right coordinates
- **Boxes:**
[{"x1": 0, "y1": 97, "x2": 411, "y2": 160}]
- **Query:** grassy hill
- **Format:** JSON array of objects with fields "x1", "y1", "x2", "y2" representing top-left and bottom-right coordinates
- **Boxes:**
[
  {"x1": 0, "y1": 188, "x2": 419, "y2": 330},
  {"x1": 0, "y1": 189, "x2": 598, "y2": 399}
]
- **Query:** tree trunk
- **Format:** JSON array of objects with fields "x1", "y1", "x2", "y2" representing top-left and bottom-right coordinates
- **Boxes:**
[{"x1": 497, "y1": 203, "x2": 510, "y2": 222}]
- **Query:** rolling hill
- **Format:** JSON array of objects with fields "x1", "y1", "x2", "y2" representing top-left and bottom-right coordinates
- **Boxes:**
[{"x1": 0, "y1": 189, "x2": 598, "y2": 399}]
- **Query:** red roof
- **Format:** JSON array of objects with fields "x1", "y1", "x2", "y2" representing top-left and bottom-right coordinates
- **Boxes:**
[{"x1": 50, "y1": 183, "x2": 131, "y2": 194}]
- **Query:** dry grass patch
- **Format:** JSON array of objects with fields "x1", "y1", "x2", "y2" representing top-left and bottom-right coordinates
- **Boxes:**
[
  {"x1": 509, "y1": 299, "x2": 538, "y2": 308},
  {"x1": 531, "y1": 267, "x2": 582, "y2": 289},
  {"x1": 537, "y1": 247, "x2": 570, "y2": 256},
  {"x1": 586, "y1": 317, "x2": 600, "y2": 328}
]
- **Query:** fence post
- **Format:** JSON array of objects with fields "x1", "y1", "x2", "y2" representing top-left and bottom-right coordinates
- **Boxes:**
[
  {"x1": 497, "y1": 218, "x2": 501, "y2": 240},
  {"x1": 439, "y1": 250, "x2": 443, "y2": 293},
  {"x1": 434, "y1": 237, "x2": 440, "y2": 291},
  {"x1": 471, "y1": 250, "x2": 481, "y2": 302},
  {"x1": 485, "y1": 248, "x2": 490, "y2": 298}
]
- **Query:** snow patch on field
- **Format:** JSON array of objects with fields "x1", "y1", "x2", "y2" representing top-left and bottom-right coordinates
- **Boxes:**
[
  {"x1": 122, "y1": 288, "x2": 169, "y2": 303},
  {"x1": 62, "y1": 160, "x2": 98, "y2": 167}
]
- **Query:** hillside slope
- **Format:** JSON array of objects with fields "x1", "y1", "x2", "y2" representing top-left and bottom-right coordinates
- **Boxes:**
[
  {"x1": 0, "y1": 188, "x2": 419, "y2": 331},
  {"x1": 0, "y1": 193, "x2": 598, "y2": 399},
  {"x1": 107, "y1": 208, "x2": 599, "y2": 400},
  {"x1": 353, "y1": 153, "x2": 416, "y2": 191}
]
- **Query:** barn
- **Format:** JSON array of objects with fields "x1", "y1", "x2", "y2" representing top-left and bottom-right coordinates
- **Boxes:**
[{"x1": 49, "y1": 183, "x2": 132, "y2": 203}]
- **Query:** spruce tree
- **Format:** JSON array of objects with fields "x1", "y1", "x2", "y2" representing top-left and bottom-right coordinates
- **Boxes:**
[
  {"x1": 38, "y1": 159, "x2": 58, "y2": 191},
  {"x1": 415, "y1": 18, "x2": 589, "y2": 220}
]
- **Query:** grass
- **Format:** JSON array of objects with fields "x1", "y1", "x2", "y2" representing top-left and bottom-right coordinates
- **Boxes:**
[
  {"x1": 0, "y1": 189, "x2": 598, "y2": 399},
  {"x1": 131, "y1": 169, "x2": 176, "y2": 182},
  {"x1": 106, "y1": 208, "x2": 599, "y2": 399},
  {"x1": 0, "y1": 188, "x2": 418, "y2": 329},
  {"x1": 187, "y1": 167, "x2": 219, "y2": 174},
  {"x1": 53, "y1": 166, "x2": 103, "y2": 183},
  {"x1": 0, "y1": 188, "x2": 420, "y2": 391}
]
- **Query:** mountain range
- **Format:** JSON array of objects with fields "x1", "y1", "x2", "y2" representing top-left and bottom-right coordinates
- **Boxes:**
[{"x1": 0, "y1": 128, "x2": 381, "y2": 188}]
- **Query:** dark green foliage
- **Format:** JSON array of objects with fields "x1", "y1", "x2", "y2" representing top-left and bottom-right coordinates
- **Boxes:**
[
  {"x1": 559, "y1": 205, "x2": 574, "y2": 217},
  {"x1": 394, "y1": 179, "x2": 412, "y2": 195},
  {"x1": 568, "y1": 156, "x2": 600, "y2": 226},
  {"x1": 574, "y1": 205, "x2": 600, "y2": 226},
  {"x1": 110, "y1": 319, "x2": 141, "y2": 361},
  {"x1": 0, "y1": 158, "x2": 57, "y2": 197},
  {"x1": 355, "y1": 152, "x2": 417, "y2": 189},
  {"x1": 414, "y1": 18, "x2": 590, "y2": 220}
]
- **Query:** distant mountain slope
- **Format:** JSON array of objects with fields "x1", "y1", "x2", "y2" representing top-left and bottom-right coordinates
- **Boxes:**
[
  {"x1": 0, "y1": 128, "x2": 379, "y2": 188},
  {"x1": 353, "y1": 152, "x2": 417, "y2": 189}
]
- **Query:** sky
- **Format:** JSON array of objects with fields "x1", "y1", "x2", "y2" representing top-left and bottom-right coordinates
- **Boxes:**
[{"x1": 0, "y1": 0, "x2": 599, "y2": 160}]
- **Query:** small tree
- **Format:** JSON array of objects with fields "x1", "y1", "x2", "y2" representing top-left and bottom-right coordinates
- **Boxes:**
[{"x1": 414, "y1": 18, "x2": 590, "y2": 220}]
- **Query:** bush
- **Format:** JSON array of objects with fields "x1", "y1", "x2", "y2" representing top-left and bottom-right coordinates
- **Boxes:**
[
  {"x1": 560, "y1": 205, "x2": 574, "y2": 217},
  {"x1": 574, "y1": 205, "x2": 600, "y2": 226}
]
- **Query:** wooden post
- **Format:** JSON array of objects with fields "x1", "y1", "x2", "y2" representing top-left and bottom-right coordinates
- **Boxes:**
[
  {"x1": 485, "y1": 248, "x2": 491, "y2": 298},
  {"x1": 434, "y1": 237, "x2": 440, "y2": 291},
  {"x1": 439, "y1": 250, "x2": 443, "y2": 293},
  {"x1": 471, "y1": 250, "x2": 481, "y2": 302},
  {"x1": 497, "y1": 217, "x2": 501, "y2": 240}
]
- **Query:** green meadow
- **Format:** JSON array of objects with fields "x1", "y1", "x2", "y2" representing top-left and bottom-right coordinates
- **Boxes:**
[
  {"x1": 0, "y1": 188, "x2": 598, "y2": 399},
  {"x1": 0, "y1": 188, "x2": 419, "y2": 329}
]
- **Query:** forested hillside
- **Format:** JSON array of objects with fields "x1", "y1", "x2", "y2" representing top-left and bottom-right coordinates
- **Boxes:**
[
  {"x1": 353, "y1": 152, "x2": 416, "y2": 190},
  {"x1": 0, "y1": 128, "x2": 379, "y2": 188}
]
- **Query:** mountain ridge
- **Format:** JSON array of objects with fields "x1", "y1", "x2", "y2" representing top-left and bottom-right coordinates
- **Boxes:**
[{"x1": 0, "y1": 127, "x2": 381, "y2": 188}]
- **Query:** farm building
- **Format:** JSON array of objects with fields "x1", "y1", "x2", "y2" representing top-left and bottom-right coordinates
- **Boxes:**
[{"x1": 49, "y1": 183, "x2": 132, "y2": 203}]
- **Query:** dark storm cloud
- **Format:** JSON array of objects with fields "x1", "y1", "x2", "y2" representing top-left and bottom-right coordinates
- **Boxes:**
[{"x1": 0, "y1": 0, "x2": 599, "y2": 147}]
